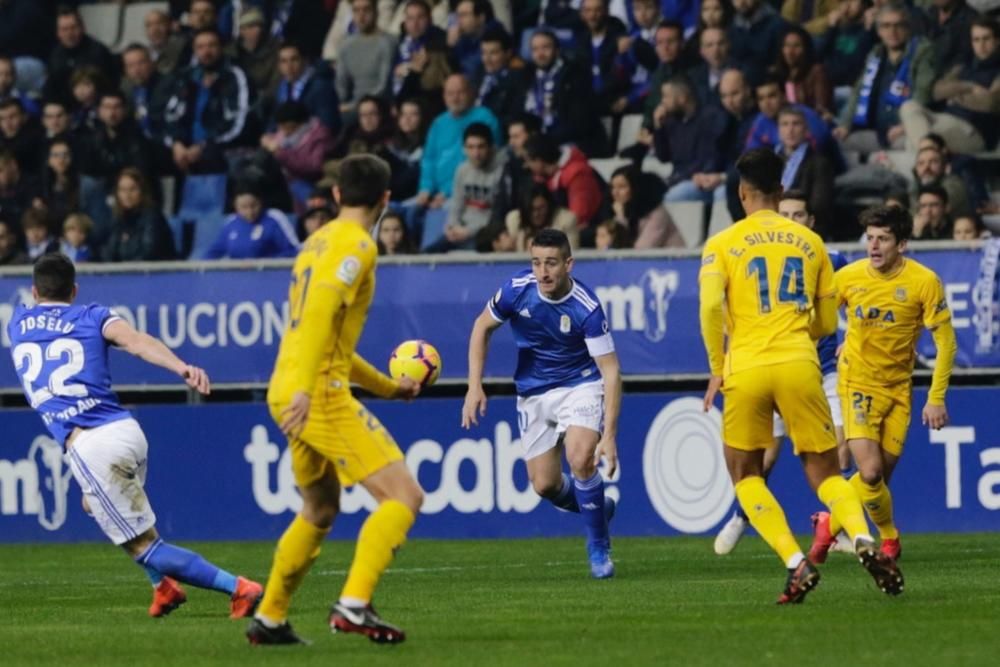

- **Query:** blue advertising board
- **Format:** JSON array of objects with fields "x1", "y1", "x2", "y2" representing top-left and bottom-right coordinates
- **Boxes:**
[
  {"x1": 2, "y1": 247, "x2": 999, "y2": 390},
  {"x1": 2, "y1": 389, "x2": 997, "y2": 543}
]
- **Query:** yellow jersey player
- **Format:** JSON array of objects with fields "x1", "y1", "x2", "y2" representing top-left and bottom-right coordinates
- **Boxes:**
[
  {"x1": 699, "y1": 149, "x2": 902, "y2": 603},
  {"x1": 247, "y1": 155, "x2": 424, "y2": 646},
  {"x1": 809, "y1": 205, "x2": 956, "y2": 564}
]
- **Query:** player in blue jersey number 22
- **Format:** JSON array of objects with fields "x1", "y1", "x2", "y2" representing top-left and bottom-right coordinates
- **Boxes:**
[{"x1": 462, "y1": 229, "x2": 623, "y2": 579}]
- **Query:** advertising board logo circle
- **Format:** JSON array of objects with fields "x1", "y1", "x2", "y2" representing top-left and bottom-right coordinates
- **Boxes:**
[{"x1": 643, "y1": 397, "x2": 733, "y2": 533}]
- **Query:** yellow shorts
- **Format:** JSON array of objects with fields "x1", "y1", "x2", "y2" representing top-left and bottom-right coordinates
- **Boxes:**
[
  {"x1": 839, "y1": 381, "x2": 911, "y2": 457},
  {"x1": 722, "y1": 360, "x2": 837, "y2": 454},
  {"x1": 269, "y1": 397, "x2": 404, "y2": 488}
]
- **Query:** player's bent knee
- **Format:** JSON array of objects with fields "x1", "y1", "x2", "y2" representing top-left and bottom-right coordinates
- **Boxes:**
[
  {"x1": 121, "y1": 527, "x2": 159, "y2": 558},
  {"x1": 858, "y1": 468, "x2": 883, "y2": 486}
]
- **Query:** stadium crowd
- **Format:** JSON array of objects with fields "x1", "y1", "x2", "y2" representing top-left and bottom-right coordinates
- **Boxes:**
[{"x1": 0, "y1": 0, "x2": 997, "y2": 264}]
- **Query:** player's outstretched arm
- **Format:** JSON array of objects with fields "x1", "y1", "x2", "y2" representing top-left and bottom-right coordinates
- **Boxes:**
[
  {"x1": 462, "y1": 307, "x2": 503, "y2": 429},
  {"x1": 350, "y1": 352, "x2": 405, "y2": 398},
  {"x1": 593, "y1": 351, "x2": 622, "y2": 477},
  {"x1": 103, "y1": 319, "x2": 210, "y2": 395},
  {"x1": 923, "y1": 321, "x2": 957, "y2": 429}
]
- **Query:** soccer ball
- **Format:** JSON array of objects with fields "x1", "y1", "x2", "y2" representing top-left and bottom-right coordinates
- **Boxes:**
[{"x1": 389, "y1": 340, "x2": 441, "y2": 387}]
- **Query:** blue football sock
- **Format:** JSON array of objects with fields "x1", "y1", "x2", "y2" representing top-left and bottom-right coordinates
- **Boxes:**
[
  {"x1": 141, "y1": 563, "x2": 164, "y2": 586},
  {"x1": 549, "y1": 473, "x2": 580, "y2": 512},
  {"x1": 573, "y1": 472, "x2": 609, "y2": 548},
  {"x1": 135, "y1": 538, "x2": 238, "y2": 595}
]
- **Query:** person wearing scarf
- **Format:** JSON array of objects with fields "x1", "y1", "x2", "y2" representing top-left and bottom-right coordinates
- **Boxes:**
[
  {"x1": 474, "y1": 27, "x2": 528, "y2": 138},
  {"x1": 835, "y1": 4, "x2": 935, "y2": 153}
]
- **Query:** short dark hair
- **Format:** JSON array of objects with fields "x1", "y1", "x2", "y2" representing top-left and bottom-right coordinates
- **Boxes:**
[
  {"x1": 192, "y1": 27, "x2": 222, "y2": 43},
  {"x1": 921, "y1": 132, "x2": 947, "y2": 152},
  {"x1": 859, "y1": 205, "x2": 913, "y2": 242},
  {"x1": 122, "y1": 42, "x2": 150, "y2": 57},
  {"x1": 463, "y1": 122, "x2": 493, "y2": 145},
  {"x1": 0, "y1": 98, "x2": 24, "y2": 114},
  {"x1": 755, "y1": 75, "x2": 784, "y2": 93},
  {"x1": 530, "y1": 228, "x2": 571, "y2": 258},
  {"x1": 338, "y1": 154, "x2": 391, "y2": 207},
  {"x1": 972, "y1": 15, "x2": 1000, "y2": 40},
  {"x1": 274, "y1": 100, "x2": 310, "y2": 125},
  {"x1": 99, "y1": 90, "x2": 127, "y2": 106},
  {"x1": 21, "y1": 208, "x2": 49, "y2": 230},
  {"x1": 523, "y1": 133, "x2": 561, "y2": 164},
  {"x1": 780, "y1": 188, "x2": 809, "y2": 208},
  {"x1": 474, "y1": 223, "x2": 509, "y2": 253},
  {"x1": 664, "y1": 75, "x2": 694, "y2": 100},
  {"x1": 736, "y1": 148, "x2": 784, "y2": 196},
  {"x1": 777, "y1": 105, "x2": 805, "y2": 122},
  {"x1": 918, "y1": 183, "x2": 949, "y2": 205},
  {"x1": 33, "y1": 253, "x2": 76, "y2": 302},
  {"x1": 404, "y1": 0, "x2": 432, "y2": 16},
  {"x1": 531, "y1": 28, "x2": 559, "y2": 50},
  {"x1": 657, "y1": 19, "x2": 684, "y2": 36},
  {"x1": 480, "y1": 25, "x2": 513, "y2": 51},
  {"x1": 56, "y1": 4, "x2": 81, "y2": 21},
  {"x1": 509, "y1": 112, "x2": 542, "y2": 136},
  {"x1": 278, "y1": 40, "x2": 303, "y2": 55}
]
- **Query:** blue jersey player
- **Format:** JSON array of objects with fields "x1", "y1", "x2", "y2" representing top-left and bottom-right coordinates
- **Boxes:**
[
  {"x1": 461, "y1": 229, "x2": 623, "y2": 578},
  {"x1": 7, "y1": 254, "x2": 263, "y2": 619},
  {"x1": 714, "y1": 190, "x2": 853, "y2": 556}
]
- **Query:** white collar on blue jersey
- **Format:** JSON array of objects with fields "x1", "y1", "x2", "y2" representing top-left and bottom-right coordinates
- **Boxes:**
[
  {"x1": 37, "y1": 301, "x2": 72, "y2": 307},
  {"x1": 536, "y1": 278, "x2": 576, "y2": 305}
]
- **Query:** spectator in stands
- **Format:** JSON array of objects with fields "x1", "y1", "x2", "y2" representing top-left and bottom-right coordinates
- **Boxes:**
[
  {"x1": 36, "y1": 138, "x2": 80, "y2": 230},
  {"x1": 164, "y1": 28, "x2": 255, "y2": 174},
  {"x1": 746, "y1": 76, "x2": 835, "y2": 153},
  {"x1": 101, "y1": 167, "x2": 176, "y2": 262},
  {"x1": 265, "y1": 0, "x2": 335, "y2": 61},
  {"x1": 21, "y1": 208, "x2": 58, "y2": 260},
  {"x1": 952, "y1": 214, "x2": 988, "y2": 240},
  {"x1": 78, "y1": 92, "x2": 153, "y2": 195},
  {"x1": 572, "y1": 0, "x2": 630, "y2": 116},
  {"x1": 524, "y1": 29, "x2": 607, "y2": 156},
  {"x1": 145, "y1": 9, "x2": 175, "y2": 73},
  {"x1": 203, "y1": 187, "x2": 299, "y2": 259},
  {"x1": 157, "y1": 0, "x2": 220, "y2": 77},
  {"x1": 41, "y1": 101, "x2": 74, "y2": 145},
  {"x1": 452, "y1": 0, "x2": 500, "y2": 78},
  {"x1": 688, "y1": 27, "x2": 737, "y2": 107},
  {"x1": 884, "y1": 188, "x2": 910, "y2": 210},
  {"x1": 523, "y1": 132, "x2": 603, "y2": 231},
  {"x1": 771, "y1": 25, "x2": 833, "y2": 117},
  {"x1": 0, "y1": 99, "x2": 45, "y2": 176},
  {"x1": 336, "y1": 0, "x2": 397, "y2": 125},
  {"x1": 925, "y1": 0, "x2": 978, "y2": 77},
  {"x1": 377, "y1": 211, "x2": 417, "y2": 255},
  {"x1": 60, "y1": 213, "x2": 93, "y2": 263},
  {"x1": 392, "y1": 0, "x2": 451, "y2": 111},
  {"x1": 300, "y1": 204, "x2": 333, "y2": 239},
  {"x1": 0, "y1": 150, "x2": 40, "y2": 226},
  {"x1": 608, "y1": 165, "x2": 684, "y2": 248},
  {"x1": 691, "y1": 0, "x2": 734, "y2": 47},
  {"x1": 834, "y1": 3, "x2": 935, "y2": 153},
  {"x1": 816, "y1": 0, "x2": 876, "y2": 92},
  {"x1": 269, "y1": 42, "x2": 339, "y2": 134},
  {"x1": 45, "y1": 5, "x2": 119, "y2": 103},
  {"x1": 0, "y1": 218, "x2": 28, "y2": 265},
  {"x1": 775, "y1": 106, "x2": 834, "y2": 235},
  {"x1": 615, "y1": 0, "x2": 662, "y2": 114},
  {"x1": 652, "y1": 76, "x2": 729, "y2": 203},
  {"x1": 718, "y1": 69, "x2": 758, "y2": 219},
  {"x1": 385, "y1": 98, "x2": 426, "y2": 202},
  {"x1": 226, "y1": 8, "x2": 281, "y2": 100},
  {"x1": 641, "y1": 21, "x2": 689, "y2": 134},
  {"x1": 475, "y1": 27, "x2": 527, "y2": 139},
  {"x1": 425, "y1": 122, "x2": 507, "y2": 252},
  {"x1": 0, "y1": 0, "x2": 48, "y2": 92},
  {"x1": 594, "y1": 219, "x2": 632, "y2": 249},
  {"x1": 0, "y1": 57, "x2": 39, "y2": 118},
  {"x1": 910, "y1": 145, "x2": 971, "y2": 216},
  {"x1": 781, "y1": 0, "x2": 838, "y2": 36},
  {"x1": 415, "y1": 74, "x2": 500, "y2": 217},
  {"x1": 69, "y1": 66, "x2": 109, "y2": 131},
  {"x1": 490, "y1": 112, "x2": 541, "y2": 228},
  {"x1": 912, "y1": 184, "x2": 952, "y2": 240},
  {"x1": 474, "y1": 222, "x2": 517, "y2": 253},
  {"x1": 730, "y1": 0, "x2": 787, "y2": 85},
  {"x1": 504, "y1": 182, "x2": 580, "y2": 251},
  {"x1": 900, "y1": 16, "x2": 1000, "y2": 155},
  {"x1": 261, "y1": 100, "x2": 335, "y2": 212},
  {"x1": 326, "y1": 96, "x2": 393, "y2": 182},
  {"x1": 122, "y1": 45, "x2": 172, "y2": 144}
]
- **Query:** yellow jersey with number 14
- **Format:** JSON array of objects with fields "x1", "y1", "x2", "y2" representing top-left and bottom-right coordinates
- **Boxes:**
[
  {"x1": 699, "y1": 209, "x2": 835, "y2": 376},
  {"x1": 836, "y1": 257, "x2": 951, "y2": 388},
  {"x1": 267, "y1": 218, "x2": 378, "y2": 407}
]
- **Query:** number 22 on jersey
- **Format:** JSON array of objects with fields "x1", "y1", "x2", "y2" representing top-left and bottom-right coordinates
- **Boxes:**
[{"x1": 12, "y1": 338, "x2": 88, "y2": 408}]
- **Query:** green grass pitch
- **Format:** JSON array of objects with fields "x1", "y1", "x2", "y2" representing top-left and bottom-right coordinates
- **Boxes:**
[{"x1": 2, "y1": 534, "x2": 998, "y2": 666}]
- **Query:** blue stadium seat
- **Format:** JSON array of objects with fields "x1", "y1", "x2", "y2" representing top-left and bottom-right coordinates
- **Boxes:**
[{"x1": 170, "y1": 174, "x2": 228, "y2": 259}]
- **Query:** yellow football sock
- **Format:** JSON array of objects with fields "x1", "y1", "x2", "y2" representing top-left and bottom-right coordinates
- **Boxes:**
[
  {"x1": 734, "y1": 476, "x2": 802, "y2": 567},
  {"x1": 851, "y1": 473, "x2": 899, "y2": 540},
  {"x1": 341, "y1": 500, "x2": 415, "y2": 603},
  {"x1": 257, "y1": 514, "x2": 329, "y2": 622},
  {"x1": 817, "y1": 475, "x2": 871, "y2": 543}
]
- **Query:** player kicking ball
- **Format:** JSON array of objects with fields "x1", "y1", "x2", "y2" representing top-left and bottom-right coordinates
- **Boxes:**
[
  {"x1": 8, "y1": 253, "x2": 262, "y2": 620},
  {"x1": 462, "y1": 229, "x2": 622, "y2": 579}
]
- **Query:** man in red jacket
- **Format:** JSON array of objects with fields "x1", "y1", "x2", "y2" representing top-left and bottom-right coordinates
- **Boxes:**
[{"x1": 523, "y1": 133, "x2": 603, "y2": 230}]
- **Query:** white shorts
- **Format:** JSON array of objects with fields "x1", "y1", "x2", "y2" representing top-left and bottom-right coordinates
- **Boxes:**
[
  {"x1": 774, "y1": 372, "x2": 842, "y2": 438},
  {"x1": 66, "y1": 418, "x2": 156, "y2": 545},
  {"x1": 516, "y1": 381, "x2": 604, "y2": 460}
]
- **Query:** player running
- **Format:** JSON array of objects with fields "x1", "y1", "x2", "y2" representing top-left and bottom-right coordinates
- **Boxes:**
[
  {"x1": 809, "y1": 205, "x2": 956, "y2": 564},
  {"x1": 714, "y1": 189, "x2": 852, "y2": 555},
  {"x1": 8, "y1": 253, "x2": 262, "y2": 619},
  {"x1": 462, "y1": 229, "x2": 622, "y2": 579},
  {"x1": 248, "y1": 155, "x2": 424, "y2": 646},
  {"x1": 699, "y1": 149, "x2": 902, "y2": 603}
]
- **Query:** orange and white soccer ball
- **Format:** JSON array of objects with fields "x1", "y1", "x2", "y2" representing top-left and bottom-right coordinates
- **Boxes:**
[{"x1": 388, "y1": 339, "x2": 442, "y2": 387}]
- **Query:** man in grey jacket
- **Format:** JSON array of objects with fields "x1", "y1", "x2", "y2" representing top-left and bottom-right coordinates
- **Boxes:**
[{"x1": 336, "y1": 0, "x2": 397, "y2": 124}]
